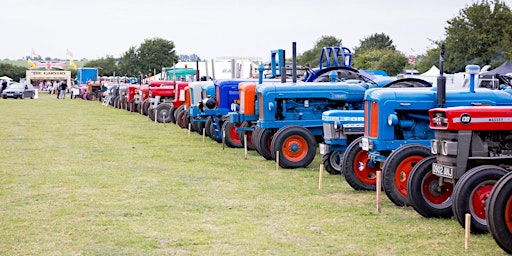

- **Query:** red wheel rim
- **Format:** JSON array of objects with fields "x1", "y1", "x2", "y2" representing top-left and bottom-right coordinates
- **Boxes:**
[
  {"x1": 506, "y1": 196, "x2": 512, "y2": 232},
  {"x1": 281, "y1": 135, "x2": 308, "y2": 161},
  {"x1": 353, "y1": 150, "x2": 379, "y2": 185},
  {"x1": 395, "y1": 156, "x2": 424, "y2": 197},
  {"x1": 470, "y1": 183, "x2": 494, "y2": 221},
  {"x1": 422, "y1": 171, "x2": 453, "y2": 205},
  {"x1": 229, "y1": 124, "x2": 241, "y2": 144}
]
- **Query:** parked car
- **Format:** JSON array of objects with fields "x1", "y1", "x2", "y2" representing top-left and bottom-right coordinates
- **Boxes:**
[{"x1": 1, "y1": 83, "x2": 36, "y2": 99}]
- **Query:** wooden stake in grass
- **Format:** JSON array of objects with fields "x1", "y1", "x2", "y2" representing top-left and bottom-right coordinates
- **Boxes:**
[
  {"x1": 202, "y1": 128, "x2": 206, "y2": 143},
  {"x1": 465, "y1": 213, "x2": 471, "y2": 250},
  {"x1": 318, "y1": 164, "x2": 324, "y2": 190},
  {"x1": 222, "y1": 128, "x2": 226, "y2": 150},
  {"x1": 376, "y1": 170, "x2": 382, "y2": 213},
  {"x1": 244, "y1": 134, "x2": 248, "y2": 159},
  {"x1": 188, "y1": 123, "x2": 191, "y2": 137},
  {"x1": 276, "y1": 151, "x2": 279, "y2": 171},
  {"x1": 154, "y1": 107, "x2": 158, "y2": 124},
  {"x1": 163, "y1": 113, "x2": 166, "y2": 128}
]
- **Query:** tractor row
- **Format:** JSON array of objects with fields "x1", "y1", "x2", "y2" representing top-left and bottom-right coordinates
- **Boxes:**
[{"x1": 78, "y1": 44, "x2": 512, "y2": 253}]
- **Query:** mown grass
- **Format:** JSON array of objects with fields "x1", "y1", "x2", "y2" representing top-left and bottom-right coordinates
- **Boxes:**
[{"x1": 0, "y1": 93, "x2": 506, "y2": 255}]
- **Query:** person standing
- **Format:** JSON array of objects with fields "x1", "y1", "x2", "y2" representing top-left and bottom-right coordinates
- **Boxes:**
[{"x1": 59, "y1": 81, "x2": 67, "y2": 99}]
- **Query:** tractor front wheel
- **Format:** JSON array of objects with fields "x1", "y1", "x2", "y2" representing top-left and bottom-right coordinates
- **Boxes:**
[
  {"x1": 342, "y1": 137, "x2": 378, "y2": 191},
  {"x1": 155, "y1": 103, "x2": 173, "y2": 123},
  {"x1": 407, "y1": 156, "x2": 453, "y2": 218},
  {"x1": 452, "y1": 165, "x2": 507, "y2": 234},
  {"x1": 271, "y1": 126, "x2": 316, "y2": 169},
  {"x1": 323, "y1": 151, "x2": 342, "y2": 175},
  {"x1": 382, "y1": 144, "x2": 432, "y2": 207},
  {"x1": 487, "y1": 171, "x2": 512, "y2": 254},
  {"x1": 223, "y1": 122, "x2": 243, "y2": 148}
]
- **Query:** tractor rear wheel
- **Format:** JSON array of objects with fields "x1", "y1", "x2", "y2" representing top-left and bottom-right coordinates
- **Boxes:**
[
  {"x1": 452, "y1": 165, "x2": 507, "y2": 234},
  {"x1": 258, "y1": 128, "x2": 275, "y2": 160},
  {"x1": 342, "y1": 137, "x2": 378, "y2": 191},
  {"x1": 173, "y1": 105, "x2": 184, "y2": 123},
  {"x1": 252, "y1": 126, "x2": 263, "y2": 155},
  {"x1": 382, "y1": 144, "x2": 432, "y2": 207},
  {"x1": 407, "y1": 156, "x2": 453, "y2": 218},
  {"x1": 271, "y1": 126, "x2": 316, "y2": 169},
  {"x1": 487, "y1": 171, "x2": 512, "y2": 254},
  {"x1": 169, "y1": 106, "x2": 176, "y2": 123},
  {"x1": 127, "y1": 99, "x2": 135, "y2": 112},
  {"x1": 223, "y1": 121, "x2": 243, "y2": 148},
  {"x1": 323, "y1": 151, "x2": 342, "y2": 175},
  {"x1": 155, "y1": 103, "x2": 173, "y2": 123},
  {"x1": 148, "y1": 108, "x2": 156, "y2": 121}
]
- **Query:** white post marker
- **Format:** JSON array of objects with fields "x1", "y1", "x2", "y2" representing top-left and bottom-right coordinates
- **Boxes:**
[
  {"x1": 244, "y1": 134, "x2": 248, "y2": 159},
  {"x1": 203, "y1": 128, "x2": 206, "y2": 143},
  {"x1": 465, "y1": 213, "x2": 471, "y2": 250},
  {"x1": 163, "y1": 113, "x2": 166, "y2": 128},
  {"x1": 318, "y1": 164, "x2": 324, "y2": 190},
  {"x1": 188, "y1": 123, "x2": 191, "y2": 137},
  {"x1": 276, "y1": 151, "x2": 279, "y2": 171},
  {"x1": 154, "y1": 107, "x2": 157, "y2": 124},
  {"x1": 222, "y1": 128, "x2": 226, "y2": 150},
  {"x1": 376, "y1": 170, "x2": 382, "y2": 213}
]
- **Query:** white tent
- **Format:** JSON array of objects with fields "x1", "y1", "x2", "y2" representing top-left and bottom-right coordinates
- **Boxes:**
[
  {"x1": 0, "y1": 76, "x2": 13, "y2": 81},
  {"x1": 421, "y1": 66, "x2": 440, "y2": 76}
]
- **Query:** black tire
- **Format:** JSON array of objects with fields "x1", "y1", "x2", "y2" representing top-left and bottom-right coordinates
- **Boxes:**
[
  {"x1": 257, "y1": 128, "x2": 275, "y2": 160},
  {"x1": 173, "y1": 105, "x2": 185, "y2": 124},
  {"x1": 452, "y1": 165, "x2": 507, "y2": 234},
  {"x1": 127, "y1": 99, "x2": 135, "y2": 112},
  {"x1": 323, "y1": 151, "x2": 342, "y2": 175},
  {"x1": 407, "y1": 156, "x2": 453, "y2": 218},
  {"x1": 222, "y1": 122, "x2": 243, "y2": 148},
  {"x1": 271, "y1": 126, "x2": 316, "y2": 169},
  {"x1": 487, "y1": 171, "x2": 512, "y2": 254},
  {"x1": 155, "y1": 103, "x2": 173, "y2": 123},
  {"x1": 239, "y1": 121, "x2": 254, "y2": 150},
  {"x1": 205, "y1": 116, "x2": 213, "y2": 138},
  {"x1": 252, "y1": 126, "x2": 263, "y2": 155},
  {"x1": 342, "y1": 137, "x2": 379, "y2": 191},
  {"x1": 382, "y1": 144, "x2": 432, "y2": 207},
  {"x1": 148, "y1": 108, "x2": 156, "y2": 121},
  {"x1": 135, "y1": 102, "x2": 141, "y2": 113},
  {"x1": 183, "y1": 111, "x2": 192, "y2": 131},
  {"x1": 169, "y1": 106, "x2": 176, "y2": 123},
  {"x1": 194, "y1": 119, "x2": 205, "y2": 135},
  {"x1": 142, "y1": 100, "x2": 150, "y2": 116},
  {"x1": 176, "y1": 109, "x2": 187, "y2": 128}
]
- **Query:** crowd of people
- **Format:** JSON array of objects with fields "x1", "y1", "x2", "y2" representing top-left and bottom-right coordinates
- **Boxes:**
[{"x1": 36, "y1": 80, "x2": 69, "y2": 99}]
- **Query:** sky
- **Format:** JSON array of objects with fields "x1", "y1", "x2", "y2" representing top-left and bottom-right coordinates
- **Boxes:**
[{"x1": 1, "y1": 0, "x2": 509, "y2": 62}]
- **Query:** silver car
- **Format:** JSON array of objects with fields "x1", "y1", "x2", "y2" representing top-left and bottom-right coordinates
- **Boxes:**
[{"x1": 1, "y1": 83, "x2": 36, "y2": 99}]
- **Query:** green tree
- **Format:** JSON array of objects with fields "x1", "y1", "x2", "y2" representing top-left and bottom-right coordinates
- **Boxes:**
[
  {"x1": 353, "y1": 33, "x2": 396, "y2": 53},
  {"x1": 445, "y1": 0, "x2": 512, "y2": 72},
  {"x1": 83, "y1": 55, "x2": 119, "y2": 76},
  {"x1": 354, "y1": 49, "x2": 407, "y2": 76},
  {"x1": 137, "y1": 37, "x2": 178, "y2": 75},
  {"x1": 0, "y1": 63, "x2": 28, "y2": 81},
  {"x1": 415, "y1": 46, "x2": 442, "y2": 73},
  {"x1": 297, "y1": 35, "x2": 343, "y2": 67},
  {"x1": 118, "y1": 46, "x2": 140, "y2": 76}
]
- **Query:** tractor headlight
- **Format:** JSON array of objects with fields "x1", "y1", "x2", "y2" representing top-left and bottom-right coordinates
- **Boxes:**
[{"x1": 388, "y1": 114, "x2": 398, "y2": 126}]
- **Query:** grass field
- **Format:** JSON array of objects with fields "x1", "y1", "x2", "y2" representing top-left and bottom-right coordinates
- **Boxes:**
[{"x1": 0, "y1": 93, "x2": 506, "y2": 255}]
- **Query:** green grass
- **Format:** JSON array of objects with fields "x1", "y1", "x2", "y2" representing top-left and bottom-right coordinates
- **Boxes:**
[{"x1": 0, "y1": 93, "x2": 506, "y2": 255}]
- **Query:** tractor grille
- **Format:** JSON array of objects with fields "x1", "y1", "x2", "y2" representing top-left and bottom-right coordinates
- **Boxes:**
[
  {"x1": 432, "y1": 130, "x2": 458, "y2": 167},
  {"x1": 364, "y1": 100, "x2": 379, "y2": 137},
  {"x1": 323, "y1": 123, "x2": 337, "y2": 140}
]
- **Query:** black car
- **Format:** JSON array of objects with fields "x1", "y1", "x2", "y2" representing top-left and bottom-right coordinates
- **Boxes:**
[{"x1": 1, "y1": 83, "x2": 36, "y2": 99}]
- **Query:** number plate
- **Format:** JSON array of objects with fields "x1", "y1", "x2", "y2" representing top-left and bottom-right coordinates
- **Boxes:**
[
  {"x1": 361, "y1": 137, "x2": 370, "y2": 151},
  {"x1": 432, "y1": 163, "x2": 454, "y2": 178}
]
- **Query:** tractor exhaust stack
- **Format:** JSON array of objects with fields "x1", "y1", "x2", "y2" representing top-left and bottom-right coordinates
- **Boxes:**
[{"x1": 437, "y1": 42, "x2": 446, "y2": 108}]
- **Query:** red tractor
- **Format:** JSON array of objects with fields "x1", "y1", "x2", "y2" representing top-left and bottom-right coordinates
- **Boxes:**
[
  {"x1": 146, "y1": 80, "x2": 188, "y2": 123},
  {"x1": 407, "y1": 105, "x2": 512, "y2": 234}
]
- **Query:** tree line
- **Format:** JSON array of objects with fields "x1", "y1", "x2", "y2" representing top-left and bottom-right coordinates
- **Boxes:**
[{"x1": 1, "y1": 0, "x2": 510, "y2": 80}]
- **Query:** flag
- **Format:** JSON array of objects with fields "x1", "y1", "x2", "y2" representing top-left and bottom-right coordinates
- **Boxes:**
[
  {"x1": 27, "y1": 59, "x2": 36, "y2": 68},
  {"x1": 69, "y1": 59, "x2": 77, "y2": 70},
  {"x1": 66, "y1": 49, "x2": 74, "y2": 58},
  {"x1": 408, "y1": 55, "x2": 416, "y2": 65}
]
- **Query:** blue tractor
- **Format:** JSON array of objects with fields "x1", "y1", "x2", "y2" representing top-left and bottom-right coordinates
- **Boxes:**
[
  {"x1": 340, "y1": 44, "x2": 512, "y2": 208},
  {"x1": 320, "y1": 77, "x2": 432, "y2": 174}
]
